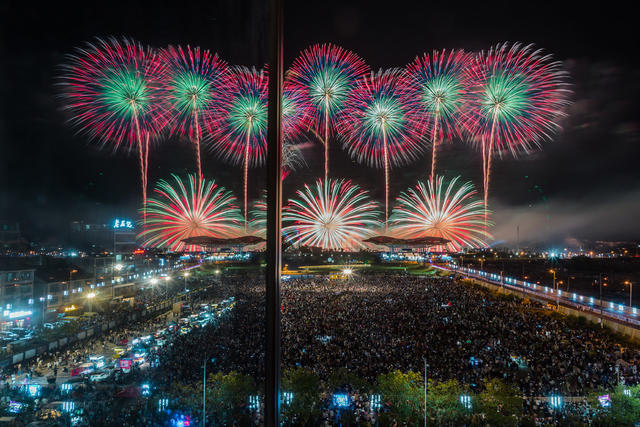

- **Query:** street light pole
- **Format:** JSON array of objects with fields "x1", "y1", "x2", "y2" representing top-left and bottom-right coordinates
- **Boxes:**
[
  {"x1": 202, "y1": 356, "x2": 207, "y2": 427},
  {"x1": 423, "y1": 357, "x2": 428, "y2": 427}
]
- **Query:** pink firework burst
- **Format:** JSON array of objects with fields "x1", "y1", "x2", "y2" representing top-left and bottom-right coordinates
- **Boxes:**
[
  {"x1": 404, "y1": 49, "x2": 471, "y2": 180},
  {"x1": 208, "y1": 66, "x2": 268, "y2": 229},
  {"x1": 288, "y1": 43, "x2": 369, "y2": 180},
  {"x1": 461, "y1": 42, "x2": 570, "y2": 213},
  {"x1": 60, "y1": 37, "x2": 167, "y2": 218},
  {"x1": 337, "y1": 68, "x2": 427, "y2": 227},
  {"x1": 159, "y1": 45, "x2": 229, "y2": 179}
]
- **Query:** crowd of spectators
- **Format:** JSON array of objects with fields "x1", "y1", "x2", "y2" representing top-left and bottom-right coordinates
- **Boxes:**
[
  {"x1": 154, "y1": 273, "x2": 640, "y2": 424},
  {"x1": 3, "y1": 271, "x2": 639, "y2": 425},
  {"x1": 172, "y1": 274, "x2": 638, "y2": 396}
]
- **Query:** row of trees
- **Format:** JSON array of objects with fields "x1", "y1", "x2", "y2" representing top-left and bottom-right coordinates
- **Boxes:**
[{"x1": 166, "y1": 369, "x2": 640, "y2": 426}]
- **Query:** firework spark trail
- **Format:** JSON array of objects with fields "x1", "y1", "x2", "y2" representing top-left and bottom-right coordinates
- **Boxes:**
[
  {"x1": 338, "y1": 68, "x2": 426, "y2": 229},
  {"x1": 390, "y1": 175, "x2": 491, "y2": 252},
  {"x1": 430, "y1": 108, "x2": 439, "y2": 183},
  {"x1": 382, "y1": 125, "x2": 390, "y2": 227},
  {"x1": 462, "y1": 42, "x2": 570, "y2": 218},
  {"x1": 404, "y1": 49, "x2": 470, "y2": 183},
  {"x1": 159, "y1": 45, "x2": 229, "y2": 180},
  {"x1": 243, "y1": 127, "x2": 252, "y2": 231},
  {"x1": 283, "y1": 178, "x2": 382, "y2": 251},
  {"x1": 139, "y1": 174, "x2": 241, "y2": 251},
  {"x1": 208, "y1": 66, "x2": 268, "y2": 230},
  {"x1": 60, "y1": 37, "x2": 166, "y2": 221},
  {"x1": 288, "y1": 43, "x2": 369, "y2": 181}
]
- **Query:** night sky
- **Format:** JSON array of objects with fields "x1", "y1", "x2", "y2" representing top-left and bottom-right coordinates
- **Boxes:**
[{"x1": 1, "y1": 1, "x2": 638, "y2": 247}]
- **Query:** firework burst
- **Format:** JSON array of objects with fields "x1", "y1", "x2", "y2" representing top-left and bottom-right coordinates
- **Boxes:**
[
  {"x1": 461, "y1": 42, "x2": 569, "y2": 213},
  {"x1": 209, "y1": 66, "x2": 268, "y2": 229},
  {"x1": 391, "y1": 175, "x2": 491, "y2": 252},
  {"x1": 60, "y1": 37, "x2": 166, "y2": 215},
  {"x1": 282, "y1": 80, "x2": 312, "y2": 143},
  {"x1": 139, "y1": 174, "x2": 241, "y2": 251},
  {"x1": 338, "y1": 68, "x2": 426, "y2": 227},
  {"x1": 283, "y1": 178, "x2": 381, "y2": 251},
  {"x1": 404, "y1": 49, "x2": 470, "y2": 180},
  {"x1": 288, "y1": 43, "x2": 369, "y2": 180},
  {"x1": 159, "y1": 45, "x2": 229, "y2": 178}
]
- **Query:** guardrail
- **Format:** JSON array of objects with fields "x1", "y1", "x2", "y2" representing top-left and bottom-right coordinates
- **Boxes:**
[{"x1": 439, "y1": 264, "x2": 640, "y2": 330}]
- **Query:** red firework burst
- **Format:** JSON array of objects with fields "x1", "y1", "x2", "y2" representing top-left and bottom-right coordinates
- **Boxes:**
[
  {"x1": 288, "y1": 43, "x2": 369, "y2": 180},
  {"x1": 337, "y1": 68, "x2": 427, "y2": 226},
  {"x1": 60, "y1": 37, "x2": 167, "y2": 217},
  {"x1": 460, "y1": 42, "x2": 570, "y2": 212},
  {"x1": 159, "y1": 45, "x2": 229, "y2": 178}
]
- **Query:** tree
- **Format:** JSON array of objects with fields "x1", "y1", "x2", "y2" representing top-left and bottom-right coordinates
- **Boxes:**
[
  {"x1": 328, "y1": 367, "x2": 370, "y2": 392},
  {"x1": 172, "y1": 371, "x2": 256, "y2": 425},
  {"x1": 476, "y1": 378, "x2": 522, "y2": 426},
  {"x1": 281, "y1": 367, "x2": 322, "y2": 426},
  {"x1": 428, "y1": 379, "x2": 471, "y2": 425},
  {"x1": 592, "y1": 384, "x2": 640, "y2": 426},
  {"x1": 377, "y1": 370, "x2": 423, "y2": 424}
]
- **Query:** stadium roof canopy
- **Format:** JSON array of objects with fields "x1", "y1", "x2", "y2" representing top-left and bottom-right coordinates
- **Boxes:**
[
  {"x1": 363, "y1": 235, "x2": 450, "y2": 248},
  {"x1": 181, "y1": 235, "x2": 265, "y2": 249}
]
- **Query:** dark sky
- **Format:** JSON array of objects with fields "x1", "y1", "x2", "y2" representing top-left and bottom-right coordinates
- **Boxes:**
[{"x1": 1, "y1": 1, "x2": 639, "y2": 248}]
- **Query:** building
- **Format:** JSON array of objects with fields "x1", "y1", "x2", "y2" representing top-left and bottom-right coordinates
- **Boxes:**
[
  {"x1": 69, "y1": 218, "x2": 138, "y2": 253},
  {"x1": 0, "y1": 221, "x2": 28, "y2": 252},
  {"x1": 0, "y1": 268, "x2": 35, "y2": 328}
]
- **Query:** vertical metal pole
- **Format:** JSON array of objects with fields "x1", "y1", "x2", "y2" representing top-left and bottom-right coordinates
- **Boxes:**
[
  {"x1": 202, "y1": 358, "x2": 206, "y2": 427},
  {"x1": 423, "y1": 357, "x2": 427, "y2": 427},
  {"x1": 266, "y1": 0, "x2": 283, "y2": 425}
]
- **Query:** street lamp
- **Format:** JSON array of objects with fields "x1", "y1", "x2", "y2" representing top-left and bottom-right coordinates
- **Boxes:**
[
  {"x1": 625, "y1": 281, "x2": 633, "y2": 307},
  {"x1": 183, "y1": 272, "x2": 190, "y2": 292},
  {"x1": 86, "y1": 292, "x2": 96, "y2": 313},
  {"x1": 202, "y1": 356, "x2": 216, "y2": 427}
]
